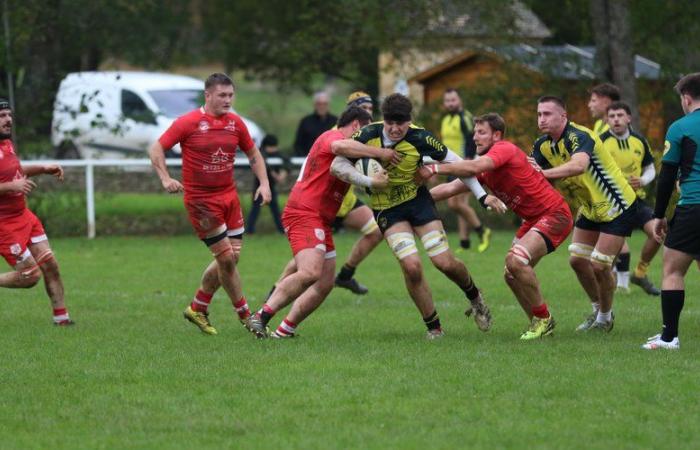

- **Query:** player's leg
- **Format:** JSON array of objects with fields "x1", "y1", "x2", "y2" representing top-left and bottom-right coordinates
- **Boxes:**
[
  {"x1": 630, "y1": 217, "x2": 662, "y2": 295},
  {"x1": 588, "y1": 232, "x2": 626, "y2": 331},
  {"x1": 614, "y1": 240, "x2": 631, "y2": 293},
  {"x1": 0, "y1": 250, "x2": 41, "y2": 289},
  {"x1": 568, "y1": 225, "x2": 601, "y2": 331},
  {"x1": 27, "y1": 238, "x2": 73, "y2": 325},
  {"x1": 335, "y1": 205, "x2": 382, "y2": 295},
  {"x1": 272, "y1": 255, "x2": 336, "y2": 338}
]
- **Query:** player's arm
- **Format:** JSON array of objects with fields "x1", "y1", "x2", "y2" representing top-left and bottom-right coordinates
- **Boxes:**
[
  {"x1": 630, "y1": 138, "x2": 656, "y2": 189},
  {"x1": 542, "y1": 152, "x2": 589, "y2": 180},
  {"x1": 330, "y1": 156, "x2": 388, "y2": 189},
  {"x1": 149, "y1": 140, "x2": 183, "y2": 193},
  {"x1": 247, "y1": 146, "x2": 272, "y2": 205},
  {"x1": 330, "y1": 139, "x2": 401, "y2": 166},
  {"x1": 430, "y1": 178, "x2": 468, "y2": 202},
  {"x1": 0, "y1": 177, "x2": 36, "y2": 195},
  {"x1": 423, "y1": 156, "x2": 495, "y2": 178},
  {"x1": 21, "y1": 164, "x2": 64, "y2": 180}
]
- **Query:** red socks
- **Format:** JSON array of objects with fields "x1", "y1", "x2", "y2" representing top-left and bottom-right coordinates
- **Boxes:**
[
  {"x1": 233, "y1": 297, "x2": 251, "y2": 320},
  {"x1": 52, "y1": 308, "x2": 70, "y2": 324},
  {"x1": 191, "y1": 289, "x2": 213, "y2": 313},
  {"x1": 532, "y1": 303, "x2": 550, "y2": 319}
]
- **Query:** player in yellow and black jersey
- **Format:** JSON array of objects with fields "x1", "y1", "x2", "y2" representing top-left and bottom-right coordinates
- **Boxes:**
[
  {"x1": 601, "y1": 101, "x2": 661, "y2": 296},
  {"x1": 588, "y1": 83, "x2": 620, "y2": 135},
  {"x1": 332, "y1": 93, "x2": 505, "y2": 338},
  {"x1": 532, "y1": 96, "x2": 639, "y2": 334}
]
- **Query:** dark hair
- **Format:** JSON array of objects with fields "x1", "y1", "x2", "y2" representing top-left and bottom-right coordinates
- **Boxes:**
[
  {"x1": 205, "y1": 73, "x2": 234, "y2": 90},
  {"x1": 674, "y1": 72, "x2": 700, "y2": 100},
  {"x1": 381, "y1": 93, "x2": 412, "y2": 122},
  {"x1": 338, "y1": 106, "x2": 372, "y2": 128},
  {"x1": 444, "y1": 87, "x2": 460, "y2": 95},
  {"x1": 590, "y1": 83, "x2": 621, "y2": 101},
  {"x1": 606, "y1": 100, "x2": 631, "y2": 115},
  {"x1": 537, "y1": 95, "x2": 567, "y2": 110},
  {"x1": 474, "y1": 113, "x2": 506, "y2": 135},
  {"x1": 261, "y1": 134, "x2": 278, "y2": 149}
]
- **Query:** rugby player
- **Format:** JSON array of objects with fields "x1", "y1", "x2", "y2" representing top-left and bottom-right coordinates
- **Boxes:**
[
  {"x1": 531, "y1": 96, "x2": 639, "y2": 333},
  {"x1": 149, "y1": 73, "x2": 271, "y2": 335},
  {"x1": 245, "y1": 106, "x2": 391, "y2": 338},
  {"x1": 588, "y1": 83, "x2": 620, "y2": 135},
  {"x1": 331, "y1": 94, "x2": 505, "y2": 339},
  {"x1": 643, "y1": 73, "x2": 700, "y2": 350},
  {"x1": 0, "y1": 99, "x2": 74, "y2": 325},
  {"x1": 601, "y1": 101, "x2": 661, "y2": 295},
  {"x1": 424, "y1": 113, "x2": 573, "y2": 339}
]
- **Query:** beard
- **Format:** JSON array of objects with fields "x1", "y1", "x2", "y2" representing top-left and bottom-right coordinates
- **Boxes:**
[{"x1": 0, "y1": 130, "x2": 11, "y2": 139}]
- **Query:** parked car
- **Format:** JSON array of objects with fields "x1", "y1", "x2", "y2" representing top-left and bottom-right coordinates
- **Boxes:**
[{"x1": 51, "y1": 71, "x2": 264, "y2": 159}]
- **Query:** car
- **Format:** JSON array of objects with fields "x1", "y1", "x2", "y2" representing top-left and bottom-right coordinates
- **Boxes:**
[{"x1": 51, "y1": 71, "x2": 264, "y2": 159}]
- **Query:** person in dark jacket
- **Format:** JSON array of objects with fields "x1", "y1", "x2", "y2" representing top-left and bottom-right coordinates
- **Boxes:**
[{"x1": 293, "y1": 92, "x2": 337, "y2": 156}]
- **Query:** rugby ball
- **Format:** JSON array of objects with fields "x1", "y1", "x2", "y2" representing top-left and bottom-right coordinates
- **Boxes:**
[{"x1": 354, "y1": 157, "x2": 383, "y2": 194}]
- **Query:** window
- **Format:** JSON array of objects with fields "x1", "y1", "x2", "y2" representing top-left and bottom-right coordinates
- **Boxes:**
[{"x1": 121, "y1": 90, "x2": 155, "y2": 124}]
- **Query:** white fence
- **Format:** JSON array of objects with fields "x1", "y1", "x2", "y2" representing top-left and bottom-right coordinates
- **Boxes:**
[{"x1": 24, "y1": 157, "x2": 306, "y2": 239}]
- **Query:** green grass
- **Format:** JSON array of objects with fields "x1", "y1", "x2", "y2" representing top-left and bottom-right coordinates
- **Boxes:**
[{"x1": 1, "y1": 231, "x2": 699, "y2": 449}]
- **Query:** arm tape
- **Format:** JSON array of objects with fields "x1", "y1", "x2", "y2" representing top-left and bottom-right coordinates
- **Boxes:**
[
  {"x1": 460, "y1": 176, "x2": 487, "y2": 199},
  {"x1": 330, "y1": 156, "x2": 373, "y2": 188},
  {"x1": 640, "y1": 163, "x2": 656, "y2": 186}
]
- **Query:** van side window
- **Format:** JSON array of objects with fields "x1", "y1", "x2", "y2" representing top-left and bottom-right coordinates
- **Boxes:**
[{"x1": 122, "y1": 90, "x2": 156, "y2": 124}]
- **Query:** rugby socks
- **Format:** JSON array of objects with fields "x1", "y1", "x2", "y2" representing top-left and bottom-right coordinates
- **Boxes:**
[
  {"x1": 337, "y1": 263, "x2": 356, "y2": 281},
  {"x1": 591, "y1": 302, "x2": 600, "y2": 314},
  {"x1": 233, "y1": 296, "x2": 251, "y2": 321},
  {"x1": 596, "y1": 310, "x2": 612, "y2": 323},
  {"x1": 273, "y1": 318, "x2": 297, "y2": 338},
  {"x1": 532, "y1": 303, "x2": 550, "y2": 319},
  {"x1": 660, "y1": 290, "x2": 684, "y2": 342},
  {"x1": 459, "y1": 239, "x2": 471, "y2": 249},
  {"x1": 191, "y1": 289, "x2": 213, "y2": 313},
  {"x1": 423, "y1": 310, "x2": 442, "y2": 332},
  {"x1": 474, "y1": 225, "x2": 485, "y2": 239},
  {"x1": 634, "y1": 260, "x2": 650, "y2": 278},
  {"x1": 52, "y1": 308, "x2": 70, "y2": 324},
  {"x1": 256, "y1": 304, "x2": 276, "y2": 326},
  {"x1": 462, "y1": 276, "x2": 481, "y2": 303},
  {"x1": 615, "y1": 253, "x2": 630, "y2": 288}
]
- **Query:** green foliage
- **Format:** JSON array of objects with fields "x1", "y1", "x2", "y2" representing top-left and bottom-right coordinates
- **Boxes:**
[{"x1": 1, "y1": 232, "x2": 698, "y2": 448}]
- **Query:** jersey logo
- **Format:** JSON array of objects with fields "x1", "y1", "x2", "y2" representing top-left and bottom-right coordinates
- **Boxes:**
[
  {"x1": 314, "y1": 228, "x2": 325, "y2": 241},
  {"x1": 211, "y1": 148, "x2": 232, "y2": 163},
  {"x1": 225, "y1": 120, "x2": 236, "y2": 131},
  {"x1": 9, "y1": 243, "x2": 21, "y2": 256},
  {"x1": 663, "y1": 140, "x2": 670, "y2": 155},
  {"x1": 198, "y1": 120, "x2": 210, "y2": 132}
]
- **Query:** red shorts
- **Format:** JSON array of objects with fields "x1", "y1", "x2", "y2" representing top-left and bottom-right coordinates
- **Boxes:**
[
  {"x1": 282, "y1": 207, "x2": 335, "y2": 258},
  {"x1": 0, "y1": 209, "x2": 47, "y2": 266},
  {"x1": 516, "y1": 204, "x2": 573, "y2": 251},
  {"x1": 184, "y1": 189, "x2": 244, "y2": 239}
]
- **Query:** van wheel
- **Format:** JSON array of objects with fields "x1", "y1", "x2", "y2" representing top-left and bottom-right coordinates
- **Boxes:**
[{"x1": 55, "y1": 142, "x2": 81, "y2": 159}]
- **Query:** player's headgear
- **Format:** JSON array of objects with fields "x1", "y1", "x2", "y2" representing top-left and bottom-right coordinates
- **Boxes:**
[
  {"x1": 0, "y1": 98, "x2": 10, "y2": 111},
  {"x1": 347, "y1": 91, "x2": 372, "y2": 108}
]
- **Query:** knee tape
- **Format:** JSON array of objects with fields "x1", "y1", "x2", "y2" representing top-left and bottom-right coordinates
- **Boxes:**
[
  {"x1": 386, "y1": 232, "x2": 418, "y2": 260},
  {"x1": 20, "y1": 265, "x2": 40, "y2": 279},
  {"x1": 421, "y1": 230, "x2": 449, "y2": 257},
  {"x1": 35, "y1": 249, "x2": 55, "y2": 266},
  {"x1": 591, "y1": 249, "x2": 615, "y2": 267},
  {"x1": 360, "y1": 217, "x2": 379, "y2": 236},
  {"x1": 508, "y1": 244, "x2": 532, "y2": 265},
  {"x1": 568, "y1": 243, "x2": 593, "y2": 260},
  {"x1": 210, "y1": 239, "x2": 233, "y2": 259},
  {"x1": 230, "y1": 238, "x2": 242, "y2": 260}
]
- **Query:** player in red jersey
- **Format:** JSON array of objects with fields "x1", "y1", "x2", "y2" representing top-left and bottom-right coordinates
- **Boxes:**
[
  {"x1": 423, "y1": 113, "x2": 573, "y2": 339},
  {"x1": 246, "y1": 106, "x2": 396, "y2": 338},
  {"x1": 149, "y1": 73, "x2": 271, "y2": 335},
  {"x1": 0, "y1": 99, "x2": 74, "y2": 325}
]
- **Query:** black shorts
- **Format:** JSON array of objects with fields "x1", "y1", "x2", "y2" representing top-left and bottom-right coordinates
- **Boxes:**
[
  {"x1": 373, "y1": 186, "x2": 440, "y2": 233},
  {"x1": 575, "y1": 200, "x2": 640, "y2": 237},
  {"x1": 665, "y1": 204, "x2": 700, "y2": 259},
  {"x1": 632, "y1": 199, "x2": 654, "y2": 230}
]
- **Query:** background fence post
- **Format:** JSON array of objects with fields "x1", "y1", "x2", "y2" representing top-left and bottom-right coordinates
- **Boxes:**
[{"x1": 86, "y1": 161, "x2": 95, "y2": 239}]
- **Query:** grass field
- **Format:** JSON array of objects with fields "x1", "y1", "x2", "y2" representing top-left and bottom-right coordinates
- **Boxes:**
[{"x1": 2, "y1": 230, "x2": 699, "y2": 449}]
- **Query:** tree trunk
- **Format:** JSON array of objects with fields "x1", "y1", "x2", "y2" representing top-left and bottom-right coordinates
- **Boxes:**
[{"x1": 589, "y1": 0, "x2": 612, "y2": 80}]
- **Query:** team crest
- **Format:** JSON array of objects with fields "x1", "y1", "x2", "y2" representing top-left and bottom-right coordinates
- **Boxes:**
[
  {"x1": 314, "y1": 228, "x2": 325, "y2": 241},
  {"x1": 9, "y1": 243, "x2": 21, "y2": 256},
  {"x1": 224, "y1": 120, "x2": 236, "y2": 131},
  {"x1": 198, "y1": 120, "x2": 210, "y2": 132}
]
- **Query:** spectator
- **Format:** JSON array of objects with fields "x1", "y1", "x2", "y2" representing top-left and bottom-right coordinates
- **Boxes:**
[
  {"x1": 247, "y1": 135, "x2": 287, "y2": 234},
  {"x1": 293, "y1": 91, "x2": 337, "y2": 156}
]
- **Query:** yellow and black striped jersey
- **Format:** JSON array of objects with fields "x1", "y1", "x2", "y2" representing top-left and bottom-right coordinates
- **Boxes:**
[
  {"x1": 532, "y1": 121, "x2": 636, "y2": 222},
  {"x1": 600, "y1": 129, "x2": 655, "y2": 199},
  {"x1": 440, "y1": 110, "x2": 475, "y2": 159},
  {"x1": 336, "y1": 189, "x2": 358, "y2": 218},
  {"x1": 593, "y1": 119, "x2": 609, "y2": 135},
  {"x1": 353, "y1": 122, "x2": 448, "y2": 210}
]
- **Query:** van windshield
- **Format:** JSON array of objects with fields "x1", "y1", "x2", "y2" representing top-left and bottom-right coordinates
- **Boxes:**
[{"x1": 148, "y1": 89, "x2": 203, "y2": 118}]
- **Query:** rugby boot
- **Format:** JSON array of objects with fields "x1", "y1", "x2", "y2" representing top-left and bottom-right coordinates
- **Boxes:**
[
  {"x1": 477, "y1": 227, "x2": 492, "y2": 253},
  {"x1": 54, "y1": 319, "x2": 76, "y2": 326},
  {"x1": 183, "y1": 306, "x2": 217, "y2": 335},
  {"x1": 426, "y1": 328, "x2": 445, "y2": 340},
  {"x1": 520, "y1": 315, "x2": 556, "y2": 340},
  {"x1": 589, "y1": 313, "x2": 615, "y2": 333},
  {"x1": 630, "y1": 275, "x2": 661, "y2": 296},
  {"x1": 642, "y1": 335, "x2": 679, "y2": 350},
  {"x1": 245, "y1": 313, "x2": 270, "y2": 339},
  {"x1": 575, "y1": 311, "x2": 597, "y2": 332},
  {"x1": 334, "y1": 276, "x2": 369, "y2": 295},
  {"x1": 465, "y1": 295, "x2": 492, "y2": 332}
]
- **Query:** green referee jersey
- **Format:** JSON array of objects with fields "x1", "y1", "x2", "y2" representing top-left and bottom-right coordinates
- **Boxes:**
[
  {"x1": 600, "y1": 129, "x2": 655, "y2": 199},
  {"x1": 664, "y1": 108, "x2": 700, "y2": 205},
  {"x1": 352, "y1": 122, "x2": 448, "y2": 210}
]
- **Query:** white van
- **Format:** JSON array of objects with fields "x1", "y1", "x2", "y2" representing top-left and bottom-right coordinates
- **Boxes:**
[{"x1": 51, "y1": 71, "x2": 264, "y2": 159}]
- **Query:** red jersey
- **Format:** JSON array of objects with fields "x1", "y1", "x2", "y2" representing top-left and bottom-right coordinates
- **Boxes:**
[
  {"x1": 478, "y1": 140, "x2": 566, "y2": 221},
  {"x1": 158, "y1": 108, "x2": 255, "y2": 197},
  {"x1": 286, "y1": 129, "x2": 350, "y2": 223},
  {"x1": 0, "y1": 139, "x2": 26, "y2": 218}
]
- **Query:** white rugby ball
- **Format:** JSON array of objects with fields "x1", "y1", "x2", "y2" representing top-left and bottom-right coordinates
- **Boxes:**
[{"x1": 354, "y1": 157, "x2": 383, "y2": 177}]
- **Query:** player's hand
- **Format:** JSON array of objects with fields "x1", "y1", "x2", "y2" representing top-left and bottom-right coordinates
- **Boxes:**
[
  {"x1": 415, "y1": 165, "x2": 436, "y2": 184},
  {"x1": 484, "y1": 194, "x2": 508, "y2": 213},
  {"x1": 527, "y1": 156, "x2": 542, "y2": 173},
  {"x1": 652, "y1": 217, "x2": 667, "y2": 244},
  {"x1": 44, "y1": 164, "x2": 64, "y2": 181},
  {"x1": 371, "y1": 170, "x2": 389, "y2": 190},
  {"x1": 378, "y1": 148, "x2": 402, "y2": 167},
  {"x1": 162, "y1": 177, "x2": 184, "y2": 194},
  {"x1": 254, "y1": 183, "x2": 272, "y2": 205},
  {"x1": 10, "y1": 177, "x2": 36, "y2": 195},
  {"x1": 628, "y1": 176, "x2": 642, "y2": 190}
]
